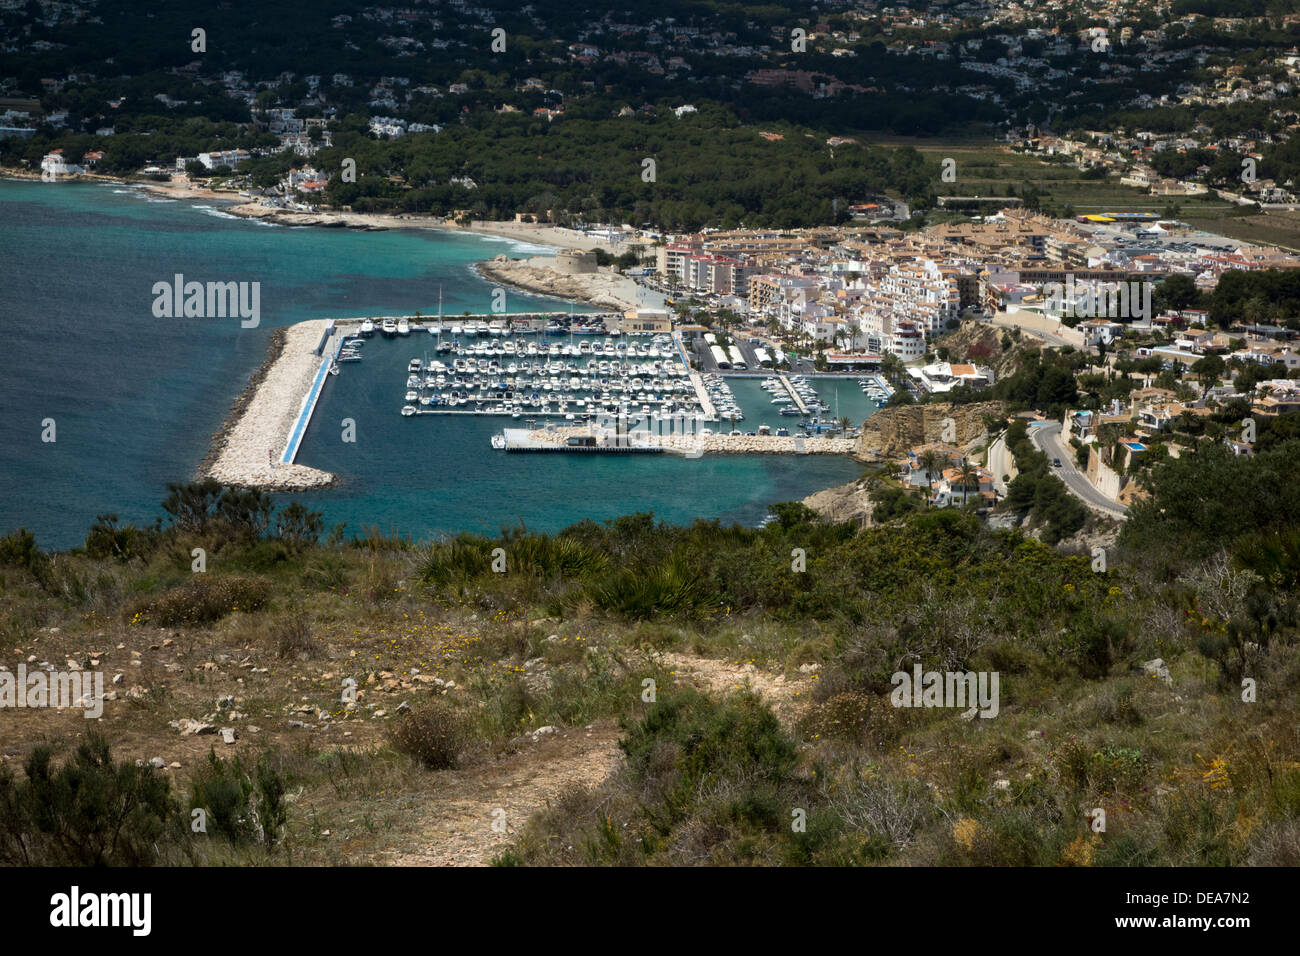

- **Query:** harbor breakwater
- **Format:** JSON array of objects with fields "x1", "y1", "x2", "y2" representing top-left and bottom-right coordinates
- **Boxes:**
[
  {"x1": 521, "y1": 426, "x2": 856, "y2": 456},
  {"x1": 201, "y1": 320, "x2": 337, "y2": 491}
]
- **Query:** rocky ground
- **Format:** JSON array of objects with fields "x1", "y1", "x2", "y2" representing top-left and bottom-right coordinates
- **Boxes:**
[{"x1": 477, "y1": 256, "x2": 643, "y2": 311}]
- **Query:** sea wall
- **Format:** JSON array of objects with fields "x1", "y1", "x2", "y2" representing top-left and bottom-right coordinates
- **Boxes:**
[{"x1": 201, "y1": 320, "x2": 337, "y2": 491}]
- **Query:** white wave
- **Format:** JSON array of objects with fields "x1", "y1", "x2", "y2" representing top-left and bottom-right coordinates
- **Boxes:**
[{"x1": 192, "y1": 204, "x2": 238, "y2": 220}]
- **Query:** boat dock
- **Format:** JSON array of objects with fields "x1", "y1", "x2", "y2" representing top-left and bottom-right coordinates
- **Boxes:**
[{"x1": 777, "y1": 374, "x2": 810, "y2": 414}]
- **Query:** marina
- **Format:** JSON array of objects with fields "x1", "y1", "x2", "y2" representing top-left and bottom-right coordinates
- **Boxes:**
[{"x1": 203, "y1": 312, "x2": 876, "y2": 490}]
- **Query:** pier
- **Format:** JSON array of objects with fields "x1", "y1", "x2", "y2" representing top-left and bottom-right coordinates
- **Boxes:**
[
  {"x1": 492, "y1": 424, "x2": 855, "y2": 456},
  {"x1": 203, "y1": 319, "x2": 337, "y2": 491},
  {"x1": 777, "y1": 374, "x2": 810, "y2": 415}
]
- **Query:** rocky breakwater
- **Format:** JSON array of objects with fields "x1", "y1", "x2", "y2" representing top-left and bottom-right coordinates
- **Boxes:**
[
  {"x1": 201, "y1": 320, "x2": 337, "y2": 491},
  {"x1": 477, "y1": 255, "x2": 639, "y2": 311},
  {"x1": 528, "y1": 427, "x2": 855, "y2": 455},
  {"x1": 855, "y1": 401, "x2": 1005, "y2": 462}
]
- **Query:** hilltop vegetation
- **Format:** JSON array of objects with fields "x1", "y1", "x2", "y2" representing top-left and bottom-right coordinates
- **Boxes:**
[{"x1": 1, "y1": 439, "x2": 1298, "y2": 866}]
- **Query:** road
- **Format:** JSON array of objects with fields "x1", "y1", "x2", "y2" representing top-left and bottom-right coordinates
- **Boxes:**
[
  {"x1": 984, "y1": 431, "x2": 1017, "y2": 496},
  {"x1": 1029, "y1": 421, "x2": 1128, "y2": 519},
  {"x1": 989, "y1": 310, "x2": 1085, "y2": 349}
]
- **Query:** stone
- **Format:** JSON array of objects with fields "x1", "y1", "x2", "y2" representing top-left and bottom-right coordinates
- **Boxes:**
[
  {"x1": 112, "y1": 673, "x2": 124, "y2": 684},
  {"x1": 1141, "y1": 658, "x2": 1172, "y2": 685},
  {"x1": 149, "y1": 757, "x2": 166, "y2": 769},
  {"x1": 220, "y1": 728, "x2": 237, "y2": 745}
]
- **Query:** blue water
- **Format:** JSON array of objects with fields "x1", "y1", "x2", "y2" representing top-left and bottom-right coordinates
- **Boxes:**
[{"x1": 0, "y1": 180, "x2": 866, "y2": 548}]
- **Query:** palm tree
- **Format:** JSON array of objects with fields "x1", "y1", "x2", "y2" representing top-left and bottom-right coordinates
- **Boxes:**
[
  {"x1": 918, "y1": 449, "x2": 944, "y2": 505},
  {"x1": 956, "y1": 462, "x2": 981, "y2": 506}
]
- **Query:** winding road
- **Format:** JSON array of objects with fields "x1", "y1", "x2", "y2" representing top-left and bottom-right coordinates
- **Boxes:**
[{"x1": 1028, "y1": 421, "x2": 1128, "y2": 519}]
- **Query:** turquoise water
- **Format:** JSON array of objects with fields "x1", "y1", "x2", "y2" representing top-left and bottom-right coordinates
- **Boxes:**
[
  {"x1": 723, "y1": 377, "x2": 881, "y2": 433},
  {"x1": 0, "y1": 180, "x2": 866, "y2": 548}
]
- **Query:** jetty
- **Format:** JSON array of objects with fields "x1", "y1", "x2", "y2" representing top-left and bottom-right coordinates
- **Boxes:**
[
  {"x1": 499, "y1": 427, "x2": 665, "y2": 454},
  {"x1": 283, "y1": 323, "x2": 342, "y2": 465},
  {"x1": 203, "y1": 319, "x2": 338, "y2": 491},
  {"x1": 777, "y1": 373, "x2": 810, "y2": 414},
  {"x1": 492, "y1": 424, "x2": 854, "y2": 457}
]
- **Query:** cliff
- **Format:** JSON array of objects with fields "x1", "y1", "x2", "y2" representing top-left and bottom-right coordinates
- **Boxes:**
[
  {"x1": 855, "y1": 401, "x2": 1006, "y2": 462},
  {"x1": 802, "y1": 476, "x2": 877, "y2": 526}
]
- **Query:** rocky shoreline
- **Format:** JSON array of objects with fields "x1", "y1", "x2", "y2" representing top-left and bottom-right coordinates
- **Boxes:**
[
  {"x1": 222, "y1": 201, "x2": 391, "y2": 230},
  {"x1": 197, "y1": 326, "x2": 287, "y2": 481},
  {"x1": 476, "y1": 256, "x2": 641, "y2": 311}
]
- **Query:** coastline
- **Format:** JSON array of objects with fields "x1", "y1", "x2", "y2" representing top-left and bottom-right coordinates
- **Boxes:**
[
  {"x1": 3, "y1": 167, "x2": 621, "y2": 250},
  {"x1": 8, "y1": 168, "x2": 863, "y2": 505},
  {"x1": 475, "y1": 255, "x2": 644, "y2": 312},
  {"x1": 5, "y1": 168, "x2": 645, "y2": 312}
]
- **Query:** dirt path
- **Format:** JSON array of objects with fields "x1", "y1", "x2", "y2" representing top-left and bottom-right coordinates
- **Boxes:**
[
  {"x1": 382, "y1": 655, "x2": 815, "y2": 866},
  {"x1": 661, "y1": 652, "x2": 811, "y2": 721},
  {"x1": 383, "y1": 723, "x2": 624, "y2": 866}
]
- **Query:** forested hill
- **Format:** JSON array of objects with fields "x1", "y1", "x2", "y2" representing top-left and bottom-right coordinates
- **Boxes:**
[{"x1": 316, "y1": 113, "x2": 935, "y2": 229}]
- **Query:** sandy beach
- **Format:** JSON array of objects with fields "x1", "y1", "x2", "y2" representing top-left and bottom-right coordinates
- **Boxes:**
[
  {"x1": 131, "y1": 174, "x2": 622, "y2": 251},
  {"x1": 202, "y1": 320, "x2": 337, "y2": 491}
]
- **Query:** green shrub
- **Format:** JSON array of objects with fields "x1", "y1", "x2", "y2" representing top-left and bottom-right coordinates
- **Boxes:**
[
  {"x1": 619, "y1": 689, "x2": 797, "y2": 821},
  {"x1": 0, "y1": 528, "x2": 51, "y2": 585},
  {"x1": 0, "y1": 734, "x2": 182, "y2": 865},
  {"x1": 188, "y1": 749, "x2": 287, "y2": 847},
  {"x1": 586, "y1": 557, "x2": 710, "y2": 619},
  {"x1": 83, "y1": 513, "x2": 154, "y2": 561}
]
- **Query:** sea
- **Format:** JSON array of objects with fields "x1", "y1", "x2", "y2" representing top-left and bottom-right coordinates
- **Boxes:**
[{"x1": 0, "y1": 179, "x2": 869, "y2": 550}]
